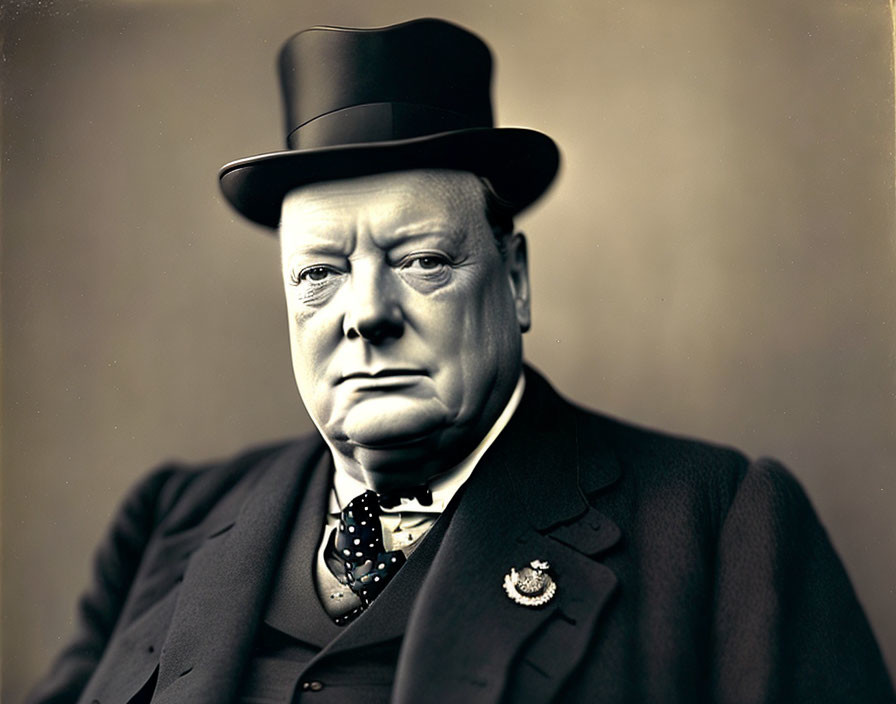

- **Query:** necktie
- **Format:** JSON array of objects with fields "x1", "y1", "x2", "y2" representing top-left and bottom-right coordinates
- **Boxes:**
[{"x1": 332, "y1": 490, "x2": 407, "y2": 625}]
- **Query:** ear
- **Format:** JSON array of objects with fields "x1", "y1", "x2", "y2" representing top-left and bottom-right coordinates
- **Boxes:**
[{"x1": 505, "y1": 233, "x2": 531, "y2": 332}]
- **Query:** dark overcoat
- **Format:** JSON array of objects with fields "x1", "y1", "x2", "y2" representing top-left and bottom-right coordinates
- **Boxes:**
[{"x1": 27, "y1": 367, "x2": 895, "y2": 703}]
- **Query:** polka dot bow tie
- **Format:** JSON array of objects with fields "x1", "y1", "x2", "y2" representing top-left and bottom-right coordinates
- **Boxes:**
[{"x1": 332, "y1": 490, "x2": 407, "y2": 625}]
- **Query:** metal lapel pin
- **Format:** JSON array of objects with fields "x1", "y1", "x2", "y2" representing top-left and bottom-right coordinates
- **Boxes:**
[{"x1": 503, "y1": 559, "x2": 557, "y2": 607}]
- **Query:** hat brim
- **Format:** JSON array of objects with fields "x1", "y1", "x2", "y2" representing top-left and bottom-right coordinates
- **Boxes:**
[{"x1": 218, "y1": 127, "x2": 560, "y2": 229}]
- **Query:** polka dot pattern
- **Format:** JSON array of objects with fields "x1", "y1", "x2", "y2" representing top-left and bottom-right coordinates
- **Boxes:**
[{"x1": 332, "y1": 490, "x2": 406, "y2": 625}]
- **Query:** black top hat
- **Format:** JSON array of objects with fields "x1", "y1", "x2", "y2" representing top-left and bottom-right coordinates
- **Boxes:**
[{"x1": 218, "y1": 18, "x2": 560, "y2": 229}]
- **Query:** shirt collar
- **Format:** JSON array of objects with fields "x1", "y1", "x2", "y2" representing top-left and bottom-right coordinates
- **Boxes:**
[{"x1": 330, "y1": 372, "x2": 526, "y2": 515}]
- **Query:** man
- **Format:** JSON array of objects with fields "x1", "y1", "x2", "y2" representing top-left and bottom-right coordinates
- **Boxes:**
[{"x1": 27, "y1": 17, "x2": 895, "y2": 704}]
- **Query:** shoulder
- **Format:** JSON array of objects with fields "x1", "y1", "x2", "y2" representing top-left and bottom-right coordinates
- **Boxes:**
[
  {"x1": 538, "y1": 368, "x2": 748, "y2": 490},
  {"x1": 118, "y1": 432, "x2": 324, "y2": 533},
  {"x1": 554, "y1": 387, "x2": 827, "y2": 578},
  {"x1": 531, "y1": 368, "x2": 805, "y2": 530},
  {"x1": 596, "y1": 408, "x2": 801, "y2": 501}
]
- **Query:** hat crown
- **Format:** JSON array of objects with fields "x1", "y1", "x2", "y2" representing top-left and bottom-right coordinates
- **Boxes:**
[{"x1": 277, "y1": 18, "x2": 495, "y2": 150}]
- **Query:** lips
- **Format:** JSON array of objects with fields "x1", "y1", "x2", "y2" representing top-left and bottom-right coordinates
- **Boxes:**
[
  {"x1": 336, "y1": 369, "x2": 430, "y2": 392},
  {"x1": 339, "y1": 368, "x2": 427, "y2": 383}
]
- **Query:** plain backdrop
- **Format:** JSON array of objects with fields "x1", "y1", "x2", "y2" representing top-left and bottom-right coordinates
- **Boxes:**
[{"x1": 2, "y1": 0, "x2": 894, "y2": 700}]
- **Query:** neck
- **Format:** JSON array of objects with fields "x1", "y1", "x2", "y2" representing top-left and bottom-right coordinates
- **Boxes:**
[{"x1": 330, "y1": 433, "x2": 473, "y2": 493}]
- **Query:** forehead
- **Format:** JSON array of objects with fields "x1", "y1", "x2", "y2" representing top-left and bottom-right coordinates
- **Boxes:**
[{"x1": 279, "y1": 169, "x2": 488, "y2": 244}]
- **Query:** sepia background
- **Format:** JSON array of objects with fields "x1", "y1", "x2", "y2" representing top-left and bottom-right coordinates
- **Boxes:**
[{"x1": 2, "y1": 0, "x2": 894, "y2": 699}]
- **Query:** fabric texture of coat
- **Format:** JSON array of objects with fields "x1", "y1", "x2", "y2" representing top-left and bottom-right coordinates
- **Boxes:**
[{"x1": 27, "y1": 366, "x2": 896, "y2": 703}]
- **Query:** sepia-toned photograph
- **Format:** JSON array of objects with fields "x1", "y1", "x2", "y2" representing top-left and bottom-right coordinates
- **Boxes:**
[{"x1": 2, "y1": 1, "x2": 894, "y2": 702}]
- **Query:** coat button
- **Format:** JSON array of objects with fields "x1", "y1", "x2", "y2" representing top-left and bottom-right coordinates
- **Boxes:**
[{"x1": 301, "y1": 680, "x2": 324, "y2": 692}]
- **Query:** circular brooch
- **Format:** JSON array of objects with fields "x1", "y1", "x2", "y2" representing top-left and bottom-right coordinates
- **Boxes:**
[{"x1": 503, "y1": 559, "x2": 557, "y2": 607}]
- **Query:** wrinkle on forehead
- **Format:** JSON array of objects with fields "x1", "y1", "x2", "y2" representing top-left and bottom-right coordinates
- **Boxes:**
[{"x1": 279, "y1": 169, "x2": 487, "y2": 255}]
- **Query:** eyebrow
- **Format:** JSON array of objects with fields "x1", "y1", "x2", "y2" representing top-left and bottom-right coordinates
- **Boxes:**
[
  {"x1": 384, "y1": 226, "x2": 466, "y2": 247},
  {"x1": 283, "y1": 245, "x2": 349, "y2": 275},
  {"x1": 286, "y1": 241, "x2": 348, "y2": 256},
  {"x1": 283, "y1": 226, "x2": 467, "y2": 258},
  {"x1": 280, "y1": 221, "x2": 353, "y2": 255}
]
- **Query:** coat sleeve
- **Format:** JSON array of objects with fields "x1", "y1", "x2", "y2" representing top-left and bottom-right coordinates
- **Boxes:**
[
  {"x1": 25, "y1": 466, "x2": 185, "y2": 704},
  {"x1": 710, "y1": 458, "x2": 895, "y2": 703}
]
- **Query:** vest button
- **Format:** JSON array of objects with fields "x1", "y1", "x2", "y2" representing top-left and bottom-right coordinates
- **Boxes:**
[{"x1": 302, "y1": 681, "x2": 324, "y2": 692}]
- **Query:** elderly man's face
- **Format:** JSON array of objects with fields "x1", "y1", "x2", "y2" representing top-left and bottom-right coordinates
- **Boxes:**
[{"x1": 280, "y1": 169, "x2": 530, "y2": 482}]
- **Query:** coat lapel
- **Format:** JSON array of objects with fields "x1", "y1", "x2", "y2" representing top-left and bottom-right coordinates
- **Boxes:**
[
  {"x1": 394, "y1": 367, "x2": 622, "y2": 704},
  {"x1": 152, "y1": 438, "x2": 328, "y2": 704}
]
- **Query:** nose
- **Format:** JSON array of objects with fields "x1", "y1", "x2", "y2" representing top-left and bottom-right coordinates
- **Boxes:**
[{"x1": 342, "y1": 263, "x2": 404, "y2": 344}]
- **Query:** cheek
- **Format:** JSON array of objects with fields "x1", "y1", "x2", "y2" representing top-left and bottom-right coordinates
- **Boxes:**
[
  {"x1": 464, "y1": 272, "x2": 518, "y2": 339},
  {"x1": 429, "y1": 274, "x2": 519, "y2": 375},
  {"x1": 466, "y1": 281, "x2": 522, "y2": 370},
  {"x1": 287, "y1": 312, "x2": 337, "y2": 424},
  {"x1": 287, "y1": 310, "x2": 332, "y2": 383}
]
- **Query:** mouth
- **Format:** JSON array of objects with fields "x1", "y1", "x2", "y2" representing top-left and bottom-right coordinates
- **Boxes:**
[{"x1": 338, "y1": 368, "x2": 428, "y2": 389}]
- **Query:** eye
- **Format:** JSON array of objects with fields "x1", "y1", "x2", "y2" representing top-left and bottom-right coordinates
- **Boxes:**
[
  {"x1": 290, "y1": 265, "x2": 341, "y2": 286},
  {"x1": 303, "y1": 266, "x2": 332, "y2": 281},
  {"x1": 415, "y1": 256, "x2": 446, "y2": 270},
  {"x1": 399, "y1": 253, "x2": 451, "y2": 271}
]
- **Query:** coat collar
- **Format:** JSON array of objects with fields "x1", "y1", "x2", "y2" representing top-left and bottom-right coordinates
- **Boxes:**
[
  {"x1": 505, "y1": 365, "x2": 620, "y2": 531},
  {"x1": 393, "y1": 365, "x2": 622, "y2": 704}
]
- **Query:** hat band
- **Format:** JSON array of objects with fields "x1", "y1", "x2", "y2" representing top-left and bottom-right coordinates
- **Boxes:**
[{"x1": 286, "y1": 102, "x2": 487, "y2": 150}]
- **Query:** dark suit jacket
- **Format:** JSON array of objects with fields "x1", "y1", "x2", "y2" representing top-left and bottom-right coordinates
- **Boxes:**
[{"x1": 28, "y1": 366, "x2": 895, "y2": 703}]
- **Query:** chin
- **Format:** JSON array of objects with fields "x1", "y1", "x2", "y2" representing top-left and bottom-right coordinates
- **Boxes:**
[
  {"x1": 338, "y1": 396, "x2": 451, "y2": 446},
  {"x1": 349, "y1": 427, "x2": 438, "y2": 451}
]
